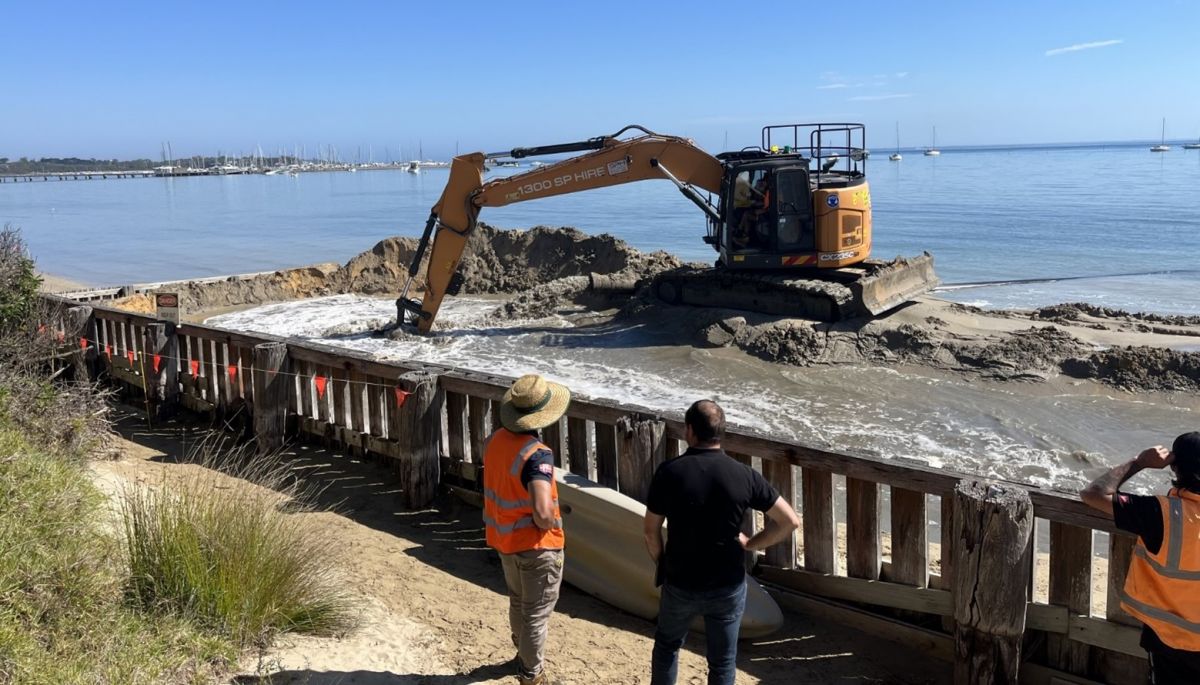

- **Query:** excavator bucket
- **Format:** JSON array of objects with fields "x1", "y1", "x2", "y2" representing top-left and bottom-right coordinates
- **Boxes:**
[{"x1": 849, "y1": 253, "x2": 940, "y2": 316}]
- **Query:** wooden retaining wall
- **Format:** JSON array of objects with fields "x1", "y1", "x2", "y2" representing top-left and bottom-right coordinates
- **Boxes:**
[{"x1": 43, "y1": 296, "x2": 1148, "y2": 684}]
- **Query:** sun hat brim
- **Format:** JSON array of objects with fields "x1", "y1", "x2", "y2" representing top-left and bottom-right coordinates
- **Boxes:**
[{"x1": 500, "y1": 380, "x2": 571, "y2": 433}]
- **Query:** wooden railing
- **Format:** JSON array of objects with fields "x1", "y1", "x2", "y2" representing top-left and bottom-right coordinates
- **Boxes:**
[{"x1": 46, "y1": 296, "x2": 1149, "y2": 684}]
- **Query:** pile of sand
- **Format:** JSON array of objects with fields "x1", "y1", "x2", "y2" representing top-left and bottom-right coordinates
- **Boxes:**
[{"x1": 112, "y1": 224, "x2": 679, "y2": 316}]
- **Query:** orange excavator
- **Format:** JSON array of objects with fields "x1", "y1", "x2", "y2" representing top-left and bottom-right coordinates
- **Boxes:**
[{"x1": 396, "y1": 124, "x2": 938, "y2": 333}]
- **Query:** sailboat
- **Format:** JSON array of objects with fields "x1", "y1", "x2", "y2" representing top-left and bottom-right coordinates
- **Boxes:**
[
  {"x1": 1151, "y1": 118, "x2": 1170, "y2": 152},
  {"x1": 1184, "y1": 128, "x2": 1200, "y2": 150},
  {"x1": 889, "y1": 122, "x2": 902, "y2": 161},
  {"x1": 923, "y1": 126, "x2": 940, "y2": 156}
]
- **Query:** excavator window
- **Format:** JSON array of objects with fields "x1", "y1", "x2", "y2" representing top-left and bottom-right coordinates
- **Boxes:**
[
  {"x1": 728, "y1": 168, "x2": 771, "y2": 251},
  {"x1": 774, "y1": 169, "x2": 814, "y2": 251}
]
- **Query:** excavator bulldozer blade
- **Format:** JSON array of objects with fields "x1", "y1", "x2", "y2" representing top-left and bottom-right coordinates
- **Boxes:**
[{"x1": 849, "y1": 253, "x2": 940, "y2": 316}]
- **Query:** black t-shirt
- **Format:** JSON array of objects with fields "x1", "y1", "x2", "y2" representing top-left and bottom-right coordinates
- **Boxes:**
[
  {"x1": 647, "y1": 447, "x2": 779, "y2": 591},
  {"x1": 1114, "y1": 492, "x2": 1200, "y2": 670}
]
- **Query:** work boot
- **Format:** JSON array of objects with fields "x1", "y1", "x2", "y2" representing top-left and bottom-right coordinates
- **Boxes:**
[{"x1": 517, "y1": 669, "x2": 564, "y2": 685}]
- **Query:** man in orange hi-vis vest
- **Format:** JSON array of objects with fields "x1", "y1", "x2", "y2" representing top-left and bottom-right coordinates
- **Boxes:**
[
  {"x1": 484, "y1": 373, "x2": 571, "y2": 685},
  {"x1": 1082, "y1": 432, "x2": 1200, "y2": 683}
]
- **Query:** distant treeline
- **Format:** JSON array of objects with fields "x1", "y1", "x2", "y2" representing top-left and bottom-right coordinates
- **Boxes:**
[
  {"x1": 0, "y1": 157, "x2": 157, "y2": 174},
  {"x1": 0, "y1": 155, "x2": 303, "y2": 174}
]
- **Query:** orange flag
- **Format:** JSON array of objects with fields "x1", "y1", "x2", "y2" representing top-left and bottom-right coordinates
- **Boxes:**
[
  {"x1": 152, "y1": 355, "x2": 162, "y2": 373},
  {"x1": 395, "y1": 387, "x2": 411, "y2": 408},
  {"x1": 79, "y1": 337, "x2": 88, "y2": 350},
  {"x1": 126, "y1": 350, "x2": 135, "y2": 364},
  {"x1": 228, "y1": 365, "x2": 237, "y2": 381},
  {"x1": 314, "y1": 375, "x2": 328, "y2": 399},
  {"x1": 189, "y1": 360, "x2": 200, "y2": 377}
]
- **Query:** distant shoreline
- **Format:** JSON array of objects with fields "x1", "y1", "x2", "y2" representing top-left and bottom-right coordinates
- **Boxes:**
[{"x1": 5, "y1": 137, "x2": 1200, "y2": 171}]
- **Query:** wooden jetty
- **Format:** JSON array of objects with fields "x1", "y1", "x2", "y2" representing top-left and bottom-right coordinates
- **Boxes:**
[
  {"x1": 0, "y1": 170, "x2": 156, "y2": 182},
  {"x1": 40, "y1": 293, "x2": 1153, "y2": 684}
]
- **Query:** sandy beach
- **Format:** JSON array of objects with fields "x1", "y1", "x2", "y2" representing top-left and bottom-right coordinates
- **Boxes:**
[{"x1": 93, "y1": 408, "x2": 949, "y2": 684}]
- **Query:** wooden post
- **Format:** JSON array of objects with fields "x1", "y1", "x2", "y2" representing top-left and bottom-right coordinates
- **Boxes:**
[
  {"x1": 567, "y1": 416, "x2": 591, "y2": 478},
  {"x1": 65, "y1": 305, "x2": 93, "y2": 382},
  {"x1": 846, "y1": 477, "x2": 881, "y2": 580},
  {"x1": 730, "y1": 452, "x2": 759, "y2": 570},
  {"x1": 765, "y1": 460, "x2": 799, "y2": 569},
  {"x1": 616, "y1": 416, "x2": 664, "y2": 503},
  {"x1": 391, "y1": 370, "x2": 443, "y2": 509},
  {"x1": 800, "y1": 466, "x2": 833, "y2": 573},
  {"x1": 252, "y1": 342, "x2": 289, "y2": 455},
  {"x1": 1048, "y1": 521, "x2": 1093, "y2": 675},
  {"x1": 141, "y1": 322, "x2": 178, "y2": 417},
  {"x1": 952, "y1": 479, "x2": 1033, "y2": 685},
  {"x1": 595, "y1": 422, "x2": 619, "y2": 489},
  {"x1": 445, "y1": 391, "x2": 468, "y2": 466},
  {"x1": 467, "y1": 396, "x2": 491, "y2": 463},
  {"x1": 542, "y1": 417, "x2": 566, "y2": 468},
  {"x1": 890, "y1": 487, "x2": 929, "y2": 587}
]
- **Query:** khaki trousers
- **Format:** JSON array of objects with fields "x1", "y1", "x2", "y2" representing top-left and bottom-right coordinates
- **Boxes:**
[{"x1": 499, "y1": 548, "x2": 564, "y2": 676}]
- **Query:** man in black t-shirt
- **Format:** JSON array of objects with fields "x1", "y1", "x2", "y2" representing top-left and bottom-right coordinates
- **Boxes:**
[
  {"x1": 643, "y1": 400, "x2": 800, "y2": 685},
  {"x1": 1081, "y1": 432, "x2": 1200, "y2": 683}
]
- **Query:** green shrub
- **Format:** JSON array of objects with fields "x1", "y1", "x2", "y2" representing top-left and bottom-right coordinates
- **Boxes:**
[
  {"x1": 0, "y1": 224, "x2": 41, "y2": 331},
  {"x1": 121, "y1": 440, "x2": 355, "y2": 647},
  {"x1": 0, "y1": 425, "x2": 234, "y2": 684}
]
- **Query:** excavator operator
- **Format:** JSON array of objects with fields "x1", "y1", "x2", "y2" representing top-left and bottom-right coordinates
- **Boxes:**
[{"x1": 733, "y1": 175, "x2": 770, "y2": 249}]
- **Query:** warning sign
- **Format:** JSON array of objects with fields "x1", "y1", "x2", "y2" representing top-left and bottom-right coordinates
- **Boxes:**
[{"x1": 155, "y1": 292, "x2": 180, "y2": 324}]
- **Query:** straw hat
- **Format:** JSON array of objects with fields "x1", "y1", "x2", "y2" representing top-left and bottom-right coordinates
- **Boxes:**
[{"x1": 501, "y1": 374, "x2": 571, "y2": 433}]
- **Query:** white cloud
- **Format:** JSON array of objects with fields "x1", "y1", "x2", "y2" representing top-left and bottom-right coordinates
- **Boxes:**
[
  {"x1": 817, "y1": 83, "x2": 849, "y2": 90},
  {"x1": 895, "y1": 71, "x2": 909, "y2": 78},
  {"x1": 848, "y1": 93, "x2": 914, "y2": 102},
  {"x1": 1045, "y1": 39, "x2": 1123, "y2": 56}
]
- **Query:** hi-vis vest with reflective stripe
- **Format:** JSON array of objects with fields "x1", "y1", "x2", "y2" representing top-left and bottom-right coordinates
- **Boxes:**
[
  {"x1": 1121, "y1": 488, "x2": 1200, "y2": 650},
  {"x1": 482, "y1": 428, "x2": 564, "y2": 555}
]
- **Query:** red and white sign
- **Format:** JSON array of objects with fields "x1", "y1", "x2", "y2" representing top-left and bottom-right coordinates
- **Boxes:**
[{"x1": 155, "y1": 292, "x2": 180, "y2": 324}]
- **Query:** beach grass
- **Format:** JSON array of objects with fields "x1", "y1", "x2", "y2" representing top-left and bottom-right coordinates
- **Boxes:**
[
  {"x1": 0, "y1": 389, "x2": 234, "y2": 684},
  {"x1": 120, "y1": 438, "x2": 356, "y2": 648}
]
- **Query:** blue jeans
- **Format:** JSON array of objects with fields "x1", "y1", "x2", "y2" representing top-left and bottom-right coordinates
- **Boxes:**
[{"x1": 651, "y1": 580, "x2": 747, "y2": 685}]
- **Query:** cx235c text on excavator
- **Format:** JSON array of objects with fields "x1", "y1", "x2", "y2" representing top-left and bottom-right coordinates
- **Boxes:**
[{"x1": 395, "y1": 123, "x2": 939, "y2": 334}]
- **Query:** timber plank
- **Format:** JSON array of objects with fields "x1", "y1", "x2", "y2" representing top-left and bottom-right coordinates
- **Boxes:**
[
  {"x1": 846, "y1": 477, "x2": 881, "y2": 580},
  {"x1": 800, "y1": 466, "x2": 832, "y2": 573},
  {"x1": 890, "y1": 487, "x2": 929, "y2": 587}
]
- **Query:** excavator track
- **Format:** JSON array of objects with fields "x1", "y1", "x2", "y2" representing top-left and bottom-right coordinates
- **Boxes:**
[{"x1": 648, "y1": 253, "x2": 939, "y2": 322}]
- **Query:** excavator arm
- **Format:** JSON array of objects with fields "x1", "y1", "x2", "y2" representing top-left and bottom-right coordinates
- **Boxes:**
[{"x1": 397, "y1": 126, "x2": 725, "y2": 333}]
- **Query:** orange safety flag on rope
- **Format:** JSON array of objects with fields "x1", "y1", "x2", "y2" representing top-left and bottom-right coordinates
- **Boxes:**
[
  {"x1": 314, "y1": 375, "x2": 327, "y2": 398},
  {"x1": 395, "y1": 387, "x2": 411, "y2": 408},
  {"x1": 79, "y1": 338, "x2": 88, "y2": 350},
  {"x1": 189, "y1": 360, "x2": 200, "y2": 377},
  {"x1": 105, "y1": 345, "x2": 112, "y2": 360},
  {"x1": 126, "y1": 351, "x2": 135, "y2": 365},
  {"x1": 152, "y1": 355, "x2": 162, "y2": 373},
  {"x1": 227, "y1": 365, "x2": 237, "y2": 381}
]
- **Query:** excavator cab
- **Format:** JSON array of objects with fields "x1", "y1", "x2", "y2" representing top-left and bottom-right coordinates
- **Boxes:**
[{"x1": 709, "y1": 123, "x2": 871, "y2": 270}]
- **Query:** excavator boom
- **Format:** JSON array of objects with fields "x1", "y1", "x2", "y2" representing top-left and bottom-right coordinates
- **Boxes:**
[{"x1": 400, "y1": 127, "x2": 724, "y2": 333}]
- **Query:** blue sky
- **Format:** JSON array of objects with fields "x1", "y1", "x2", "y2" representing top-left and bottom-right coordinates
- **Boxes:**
[{"x1": 4, "y1": 1, "x2": 1199, "y2": 159}]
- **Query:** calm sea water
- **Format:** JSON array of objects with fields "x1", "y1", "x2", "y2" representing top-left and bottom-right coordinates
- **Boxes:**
[{"x1": 4, "y1": 144, "x2": 1200, "y2": 314}]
